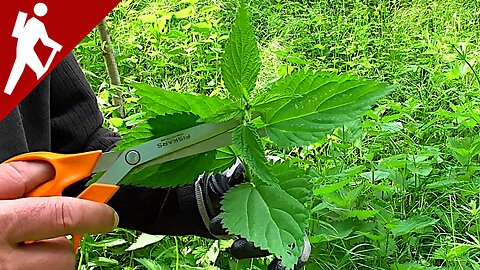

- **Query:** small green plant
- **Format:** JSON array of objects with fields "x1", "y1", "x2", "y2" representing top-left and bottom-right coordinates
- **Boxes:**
[{"x1": 115, "y1": 1, "x2": 392, "y2": 269}]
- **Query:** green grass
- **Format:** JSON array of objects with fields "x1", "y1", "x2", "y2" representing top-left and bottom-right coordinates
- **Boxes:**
[{"x1": 74, "y1": 0, "x2": 480, "y2": 269}]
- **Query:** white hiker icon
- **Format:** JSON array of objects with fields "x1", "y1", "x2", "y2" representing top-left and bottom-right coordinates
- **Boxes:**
[{"x1": 4, "y1": 3, "x2": 63, "y2": 95}]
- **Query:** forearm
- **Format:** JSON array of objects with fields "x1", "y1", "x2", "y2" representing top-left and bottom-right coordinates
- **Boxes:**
[{"x1": 107, "y1": 184, "x2": 211, "y2": 237}]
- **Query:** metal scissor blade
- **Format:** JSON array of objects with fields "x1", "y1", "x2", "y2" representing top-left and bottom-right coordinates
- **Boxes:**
[
  {"x1": 134, "y1": 127, "x2": 267, "y2": 170},
  {"x1": 94, "y1": 120, "x2": 240, "y2": 185},
  {"x1": 92, "y1": 151, "x2": 122, "y2": 173},
  {"x1": 135, "y1": 131, "x2": 234, "y2": 170}
]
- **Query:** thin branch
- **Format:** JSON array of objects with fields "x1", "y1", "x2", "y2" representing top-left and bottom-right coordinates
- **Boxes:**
[{"x1": 98, "y1": 18, "x2": 125, "y2": 117}]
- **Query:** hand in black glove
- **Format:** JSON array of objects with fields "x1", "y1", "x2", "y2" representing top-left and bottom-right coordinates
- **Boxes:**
[{"x1": 194, "y1": 159, "x2": 311, "y2": 270}]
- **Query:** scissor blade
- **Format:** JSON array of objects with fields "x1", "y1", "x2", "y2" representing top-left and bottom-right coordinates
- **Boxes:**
[
  {"x1": 133, "y1": 128, "x2": 267, "y2": 170},
  {"x1": 135, "y1": 131, "x2": 234, "y2": 170},
  {"x1": 94, "y1": 120, "x2": 240, "y2": 185},
  {"x1": 92, "y1": 151, "x2": 122, "y2": 173},
  {"x1": 131, "y1": 120, "x2": 239, "y2": 165}
]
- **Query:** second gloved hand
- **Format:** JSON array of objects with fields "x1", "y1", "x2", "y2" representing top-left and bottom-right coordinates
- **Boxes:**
[{"x1": 194, "y1": 159, "x2": 310, "y2": 270}]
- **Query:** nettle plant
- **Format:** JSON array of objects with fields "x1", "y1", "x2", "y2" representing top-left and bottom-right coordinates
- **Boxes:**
[{"x1": 117, "y1": 2, "x2": 393, "y2": 269}]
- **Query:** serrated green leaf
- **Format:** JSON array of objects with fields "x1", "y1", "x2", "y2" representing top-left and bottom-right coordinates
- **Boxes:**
[
  {"x1": 116, "y1": 113, "x2": 200, "y2": 151},
  {"x1": 221, "y1": 183, "x2": 308, "y2": 269},
  {"x1": 148, "y1": 113, "x2": 201, "y2": 136},
  {"x1": 388, "y1": 215, "x2": 438, "y2": 237},
  {"x1": 116, "y1": 124, "x2": 153, "y2": 150},
  {"x1": 221, "y1": 2, "x2": 260, "y2": 101},
  {"x1": 132, "y1": 83, "x2": 231, "y2": 119},
  {"x1": 261, "y1": 71, "x2": 393, "y2": 147},
  {"x1": 209, "y1": 147, "x2": 237, "y2": 173},
  {"x1": 251, "y1": 91, "x2": 301, "y2": 113},
  {"x1": 233, "y1": 124, "x2": 278, "y2": 185},
  {"x1": 200, "y1": 104, "x2": 244, "y2": 123},
  {"x1": 274, "y1": 163, "x2": 311, "y2": 205}
]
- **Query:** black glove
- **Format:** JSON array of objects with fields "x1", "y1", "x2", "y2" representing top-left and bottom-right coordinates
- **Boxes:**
[{"x1": 194, "y1": 159, "x2": 311, "y2": 270}]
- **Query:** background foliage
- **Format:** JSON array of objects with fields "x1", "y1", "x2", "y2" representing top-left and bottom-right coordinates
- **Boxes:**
[{"x1": 74, "y1": 0, "x2": 480, "y2": 269}]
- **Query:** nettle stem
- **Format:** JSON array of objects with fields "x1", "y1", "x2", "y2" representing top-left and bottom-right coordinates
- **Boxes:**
[
  {"x1": 244, "y1": 109, "x2": 252, "y2": 123},
  {"x1": 242, "y1": 100, "x2": 253, "y2": 123},
  {"x1": 244, "y1": 164, "x2": 253, "y2": 182},
  {"x1": 242, "y1": 163, "x2": 258, "y2": 188}
]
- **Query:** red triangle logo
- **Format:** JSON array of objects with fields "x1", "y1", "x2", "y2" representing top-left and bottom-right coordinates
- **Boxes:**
[{"x1": 0, "y1": 1, "x2": 120, "y2": 121}]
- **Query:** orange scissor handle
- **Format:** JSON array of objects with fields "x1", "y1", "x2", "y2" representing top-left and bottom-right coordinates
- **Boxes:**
[
  {"x1": 4, "y1": 151, "x2": 120, "y2": 251},
  {"x1": 72, "y1": 183, "x2": 120, "y2": 249},
  {"x1": 4, "y1": 151, "x2": 103, "y2": 197}
]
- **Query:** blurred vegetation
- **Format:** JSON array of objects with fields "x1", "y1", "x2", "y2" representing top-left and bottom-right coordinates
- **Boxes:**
[{"x1": 74, "y1": 0, "x2": 480, "y2": 269}]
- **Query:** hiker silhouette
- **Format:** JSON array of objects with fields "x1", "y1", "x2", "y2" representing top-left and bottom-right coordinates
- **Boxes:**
[{"x1": 4, "y1": 3, "x2": 63, "y2": 95}]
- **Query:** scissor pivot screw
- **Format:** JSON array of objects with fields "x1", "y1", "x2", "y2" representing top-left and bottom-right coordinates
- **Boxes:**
[{"x1": 125, "y1": 150, "x2": 141, "y2": 165}]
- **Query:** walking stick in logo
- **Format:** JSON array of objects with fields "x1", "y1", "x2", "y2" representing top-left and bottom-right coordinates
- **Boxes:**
[{"x1": 4, "y1": 3, "x2": 63, "y2": 95}]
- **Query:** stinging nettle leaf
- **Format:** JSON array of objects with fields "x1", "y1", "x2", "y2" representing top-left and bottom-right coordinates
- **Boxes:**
[
  {"x1": 251, "y1": 90, "x2": 301, "y2": 113},
  {"x1": 132, "y1": 83, "x2": 231, "y2": 119},
  {"x1": 221, "y1": 183, "x2": 308, "y2": 269},
  {"x1": 200, "y1": 103, "x2": 245, "y2": 123},
  {"x1": 209, "y1": 147, "x2": 237, "y2": 173},
  {"x1": 274, "y1": 163, "x2": 312, "y2": 205},
  {"x1": 388, "y1": 215, "x2": 438, "y2": 237},
  {"x1": 221, "y1": 2, "x2": 261, "y2": 101},
  {"x1": 233, "y1": 124, "x2": 278, "y2": 186},
  {"x1": 116, "y1": 124, "x2": 153, "y2": 150},
  {"x1": 260, "y1": 71, "x2": 393, "y2": 148},
  {"x1": 117, "y1": 113, "x2": 201, "y2": 151},
  {"x1": 148, "y1": 113, "x2": 201, "y2": 136}
]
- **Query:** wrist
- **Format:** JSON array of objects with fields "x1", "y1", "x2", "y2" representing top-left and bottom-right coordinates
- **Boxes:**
[
  {"x1": 175, "y1": 183, "x2": 214, "y2": 238},
  {"x1": 194, "y1": 173, "x2": 216, "y2": 236}
]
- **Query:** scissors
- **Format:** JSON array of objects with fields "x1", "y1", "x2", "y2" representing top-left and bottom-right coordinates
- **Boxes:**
[{"x1": 4, "y1": 120, "x2": 241, "y2": 250}]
